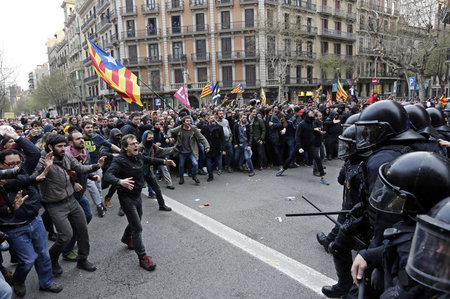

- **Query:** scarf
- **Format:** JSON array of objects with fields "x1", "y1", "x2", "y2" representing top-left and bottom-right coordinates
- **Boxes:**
[{"x1": 65, "y1": 145, "x2": 87, "y2": 163}]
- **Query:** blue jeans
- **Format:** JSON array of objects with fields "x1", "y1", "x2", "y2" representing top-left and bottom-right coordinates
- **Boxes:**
[
  {"x1": 234, "y1": 143, "x2": 254, "y2": 172},
  {"x1": 284, "y1": 136, "x2": 295, "y2": 165},
  {"x1": 5, "y1": 215, "x2": 53, "y2": 288},
  {"x1": 223, "y1": 140, "x2": 233, "y2": 168},
  {"x1": 178, "y1": 152, "x2": 198, "y2": 176},
  {"x1": 206, "y1": 155, "x2": 222, "y2": 179},
  {"x1": 0, "y1": 272, "x2": 12, "y2": 299}
]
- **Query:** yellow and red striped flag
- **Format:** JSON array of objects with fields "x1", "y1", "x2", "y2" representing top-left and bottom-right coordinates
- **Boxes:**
[
  {"x1": 200, "y1": 81, "x2": 214, "y2": 98},
  {"x1": 231, "y1": 83, "x2": 245, "y2": 94},
  {"x1": 336, "y1": 80, "x2": 348, "y2": 102},
  {"x1": 327, "y1": 91, "x2": 332, "y2": 105},
  {"x1": 87, "y1": 39, "x2": 142, "y2": 106},
  {"x1": 261, "y1": 88, "x2": 267, "y2": 105},
  {"x1": 438, "y1": 94, "x2": 448, "y2": 106},
  {"x1": 313, "y1": 85, "x2": 322, "y2": 102}
]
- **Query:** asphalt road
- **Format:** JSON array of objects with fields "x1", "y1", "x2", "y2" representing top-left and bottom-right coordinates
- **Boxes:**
[{"x1": 7, "y1": 158, "x2": 345, "y2": 298}]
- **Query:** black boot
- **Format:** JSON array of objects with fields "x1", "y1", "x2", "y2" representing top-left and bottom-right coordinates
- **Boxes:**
[
  {"x1": 322, "y1": 246, "x2": 353, "y2": 298},
  {"x1": 179, "y1": 177, "x2": 184, "y2": 185},
  {"x1": 316, "y1": 232, "x2": 330, "y2": 253},
  {"x1": 192, "y1": 175, "x2": 200, "y2": 184}
]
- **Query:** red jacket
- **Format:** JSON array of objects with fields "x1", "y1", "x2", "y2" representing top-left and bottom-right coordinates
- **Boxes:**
[{"x1": 366, "y1": 95, "x2": 380, "y2": 104}]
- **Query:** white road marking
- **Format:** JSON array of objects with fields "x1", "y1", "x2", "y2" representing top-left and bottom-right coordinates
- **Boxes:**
[{"x1": 162, "y1": 195, "x2": 337, "y2": 297}]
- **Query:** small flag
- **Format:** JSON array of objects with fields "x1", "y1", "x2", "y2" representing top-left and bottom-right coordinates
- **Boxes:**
[
  {"x1": 174, "y1": 84, "x2": 191, "y2": 109},
  {"x1": 106, "y1": 99, "x2": 112, "y2": 110},
  {"x1": 438, "y1": 94, "x2": 448, "y2": 106},
  {"x1": 231, "y1": 83, "x2": 245, "y2": 94},
  {"x1": 313, "y1": 85, "x2": 322, "y2": 102},
  {"x1": 327, "y1": 91, "x2": 332, "y2": 105},
  {"x1": 87, "y1": 39, "x2": 142, "y2": 106},
  {"x1": 220, "y1": 94, "x2": 229, "y2": 106},
  {"x1": 261, "y1": 88, "x2": 267, "y2": 105},
  {"x1": 212, "y1": 82, "x2": 221, "y2": 105},
  {"x1": 200, "y1": 81, "x2": 214, "y2": 98},
  {"x1": 336, "y1": 80, "x2": 348, "y2": 102}
]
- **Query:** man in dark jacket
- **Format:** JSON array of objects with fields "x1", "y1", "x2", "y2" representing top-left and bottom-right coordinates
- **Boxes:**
[
  {"x1": 233, "y1": 114, "x2": 255, "y2": 177},
  {"x1": 264, "y1": 106, "x2": 282, "y2": 169},
  {"x1": 104, "y1": 134, "x2": 176, "y2": 271},
  {"x1": 248, "y1": 108, "x2": 266, "y2": 170},
  {"x1": 201, "y1": 114, "x2": 225, "y2": 181},
  {"x1": 324, "y1": 110, "x2": 343, "y2": 160},
  {"x1": 277, "y1": 110, "x2": 329, "y2": 185},
  {"x1": 100, "y1": 128, "x2": 122, "y2": 209},
  {"x1": 120, "y1": 112, "x2": 142, "y2": 142},
  {"x1": 0, "y1": 144, "x2": 63, "y2": 296}
]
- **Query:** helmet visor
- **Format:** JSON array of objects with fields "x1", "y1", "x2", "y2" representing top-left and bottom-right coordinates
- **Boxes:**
[
  {"x1": 369, "y1": 177, "x2": 406, "y2": 214},
  {"x1": 406, "y1": 215, "x2": 450, "y2": 293},
  {"x1": 338, "y1": 138, "x2": 356, "y2": 159},
  {"x1": 354, "y1": 122, "x2": 389, "y2": 149}
]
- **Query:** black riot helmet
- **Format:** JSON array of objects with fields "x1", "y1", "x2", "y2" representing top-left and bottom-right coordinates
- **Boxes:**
[
  {"x1": 369, "y1": 152, "x2": 450, "y2": 217},
  {"x1": 338, "y1": 125, "x2": 357, "y2": 158},
  {"x1": 342, "y1": 113, "x2": 360, "y2": 129},
  {"x1": 404, "y1": 105, "x2": 440, "y2": 139},
  {"x1": 355, "y1": 101, "x2": 424, "y2": 149},
  {"x1": 415, "y1": 103, "x2": 427, "y2": 109},
  {"x1": 406, "y1": 197, "x2": 450, "y2": 293},
  {"x1": 401, "y1": 102, "x2": 412, "y2": 106},
  {"x1": 427, "y1": 107, "x2": 450, "y2": 133}
]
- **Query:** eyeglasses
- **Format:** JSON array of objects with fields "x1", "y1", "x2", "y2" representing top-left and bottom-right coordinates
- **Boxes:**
[{"x1": 4, "y1": 161, "x2": 21, "y2": 167}]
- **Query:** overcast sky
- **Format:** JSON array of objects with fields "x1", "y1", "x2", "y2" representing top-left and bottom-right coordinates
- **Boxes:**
[{"x1": 0, "y1": 1, "x2": 64, "y2": 90}]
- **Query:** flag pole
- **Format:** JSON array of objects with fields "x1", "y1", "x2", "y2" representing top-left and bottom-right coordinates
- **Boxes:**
[{"x1": 137, "y1": 78, "x2": 176, "y2": 111}]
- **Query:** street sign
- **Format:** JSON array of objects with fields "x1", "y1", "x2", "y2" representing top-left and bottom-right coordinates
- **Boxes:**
[
  {"x1": 372, "y1": 78, "x2": 378, "y2": 85},
  {"x1": 393, "y1": 81, "x2": 397, "y2": 94},
  {"x1": 332, "y1": 83, "x2": 338, "y2": 92},
  {"x1": 408, "y1": 77, "x2": 415, "y2": 90},
  {"x1": 155, "y1": 98, "x2": 161, "y2": 106}
]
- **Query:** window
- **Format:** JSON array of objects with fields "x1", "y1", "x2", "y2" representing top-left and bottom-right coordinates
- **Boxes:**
[
  {"x1": 334, "y1": 43, "x2": 341, "y2": 55},
  {"x1": 335, "y1": 21, "x2": 341, "y2": 31},
  {"x1": 196, "y1": 13, "x2": 205, "y2": 31},
  {"x1": 347, "y1": 24, "x2": 353, "y2": 33},
  {"x1": 296, "y1": 16, "x2": 301, "y2": 30},
  {"x1": 322, "y1": 0, "x2": 327, "y2": 5},
  {"x1": 322, "y1": 19, "x2": 328, "y2": 29},
  {"x1": 197, "y1": 67, "x2": 207, "y2": 82},
  {"x1": 267, "y1": 10, "x2": 274, "y2": 27},
  {"x1": 221, "y1": 11, "x2": 230, "y2": 29},
  {"x1": 267, "y1": 65, "x2": 275, "y2": 80},
  {"x1": 126, "y1": 20, "x2": 135, "y2": 37},
  {"x1": 195, "y1": 39, "x2": 207, "y2": 60},
  {"x1": 245, "y1": 65, "x2": 256, "y2": 86},
  {"x1": 335, "y1": 0, "x2": 340, "y2": 9},
  {"x1": 150, "y1": 70, "x2": 160, "y2": 90},
  {"x1": 267, "y1": 36, "x2": 276, "y2": 54},
  {"x1": 284, "y1": 13, "x2": 290, "y2": 30},
  {"x1": 306, "y1": 41, "x2": 313, "y2": 56},
  {"x1": 305, "y1": 65, "x2": 312, "y2": 82},
  {"x1": 147, "y1": 18, "x2": 157, "y2": 36},
  {"x1": 125, "y1": 0, "x2": 134, "y2": 13},
  {"x1": 128, "y1": 45, "x2": 137, "y2": 64},
  {"x1": 148, "y1": 44, "x2": 159, "y2": 61},
  {"x1": 296, "y1": 40, "x2": 302, "y2": 55},
  {"x1": 174, "y1": 69, "x2": 184, "y2": 83},
  {"x1": 244, "y1": 36, "x2": 256, "y2": 56},
  {"x1": 284, "y1": 39, "x2": 291, "y2": 56},
  {"x1": 321, "y1": 41, "x2": 328, "y2": 54},
  {"x1": 347, "y1": 3, "x2": 352, "y2": 13},
  {"x1": 171, "y1": 16, "x2": 181, "y2": 33},
  {"x1": 296, "y1": 66, "x2": 302, "y2": 83},
  {"x1": 222, "y1": 66, "x2": 233, "y2": 87},
  {"x1": 172, "y1": 41, "x2": 182, "y2": 59},
  {"x1": 221, "y1": 37, "x2": 232, "y2": 58},
  {"x1": 245, "y1": 9, "x2": 254, "y2": 28},
  {"x1": 346, "y1": 45, "x2": 353, "y2": 57}
]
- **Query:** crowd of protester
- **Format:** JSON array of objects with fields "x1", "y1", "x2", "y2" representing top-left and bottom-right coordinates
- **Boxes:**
[{"x1": 0, "y1": 92, "x2": 447, "y2": 298}]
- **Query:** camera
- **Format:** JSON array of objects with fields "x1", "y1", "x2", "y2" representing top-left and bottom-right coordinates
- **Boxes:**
[{"x1": 0, "y1": 167, "x2": 20, "y2": 180}]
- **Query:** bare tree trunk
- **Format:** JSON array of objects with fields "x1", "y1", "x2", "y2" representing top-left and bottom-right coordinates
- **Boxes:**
[{"x1": 417, "y1": 72, "x2": 426, "y2": 101}]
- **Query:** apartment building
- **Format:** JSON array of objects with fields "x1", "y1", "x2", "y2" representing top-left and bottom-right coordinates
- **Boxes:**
[{"x1": 28, "y1": 64, "x2": 50, "y2": 91}]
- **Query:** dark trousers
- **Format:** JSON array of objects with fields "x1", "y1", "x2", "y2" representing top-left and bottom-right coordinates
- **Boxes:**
[
  {"x1": 46, "y1": 196, "x2": 90, "y2": 261},
  {"x1": 252, "y1": 141, "x2": 267, "y2": 168},
  {"x1": 283, "y1": 146, "x2": 325, "y2": 176},
  {"x1": 118, "y1": 193, "x2": 146, "y2": 258},
  {"x1": 265, "y1": 138, "x2": 282, "y2": 166},
  {"x1": 145, "y1": 172, "x2": 165, "y2": 207}
]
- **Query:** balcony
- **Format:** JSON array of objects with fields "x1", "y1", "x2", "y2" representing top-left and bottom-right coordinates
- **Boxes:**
[
  {"x1": 264, "y1": 0, "x2": 278, "y2": 5},
  {"x1": 290, "y1": 24, "x2": 317, "y2": 35},
  {"x1": 122, "y1": 29, "x2": 161, "y2": 40},
  {"x1": 96, "y1": 15, "x2": 112, "y2": 33},
  {"x1": 216, "y1": 50, "x2": 259, "y2": 60},
  {"x1": 122, "y1": 57, "x2": 149, "y2": 67},
  {"x1": 191, "y1": 52, "x2": 210, "y2": 62},
  {"x1": 334, "y1": 8, "x2": 347, "y2": 18},
  {"x1": 166, "y1": 24, "x2": 209, "y2": 35},
  {"x1": 282, "y1": 0, "x2": 316, "y2": 11},
  {"x1": 320, "y1": 29, "x2": 356, "y2": 40},
  {"x1": 145, "y1": 56, "x2": 162, "y2": 65},
  {"x1": 319, "y1": 5, "x2": 333, "y2": 15},
  {"x1": 167, "y1": 54, "x2": 187, "y2": 63},
  {"x1": 267, "y1": 50, "x2": 315, "y2": 60},
  {"x1": 166, "y1": 0, "x2": 184, "y2": 11},
  {"x1": 84, "y1": 75, "x2": 98, "y2": 83},
  {"x1": 239, "y1": 0, "x2": 258, "y2": 4},
  {"x1": 360, "y1": 1, "x2": 396, "y2": 15},
  {"x1": 96, "y1": 0, "x2": 110, "y2": 13},
  {"x1": 121, "y1": 5, "x2": 137, "y2": 16},
  {"x1": 81, "y1": 13, "x2": 96, "y2": 32},
  {"x1": 190, "y1": 0, "x2": 208, "y2": 10},
  {"x1": 215, "y1": 0, "x2": 234, "y2": 7},
  {"x1": 347, "y1": 12, "x2": 356, "y2": 20},
  {"x1": 83, "y1": 56, "x2": 92, "y2": 65},
  {"x1": 141, "y1": 3, "x2": 159, "y2": 14},
  {"x1": 321, "y1": 53, "x2": 354, "y2": 61},
  {"x1": 214, "y1": 21, "x2": 256, "y2": 33}
]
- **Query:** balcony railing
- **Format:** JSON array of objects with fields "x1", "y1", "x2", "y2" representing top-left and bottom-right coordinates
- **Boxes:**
[
  {"x1": 239, "y1": 0, "x2": 258, "y2": 4},
  {"x1": 81, "y1": 13, "x2": 96, "y2": 32},
  {"x1": 267, "y1": 51, "x2": 315, "y2": 59},
  {"x1": 216, "y1": 50, "x2": 259, "y2": 60},
  {"x1": 141, "y1": 3, "x2": 159, "y2": 14},
  {"x1": 166, "y1": 0, "x2": 184, "y2": 11},
  {"x1": 166, "y1": 24, "x2": 209, "y2": 35},
  {"x1": 282, "y1": 0, "x2": 316, "y2": 10},
  {"x1": 191, "y1": 52, "x2": 210, "y2": 62},
  {"x1": 289, "y1": 24, "x2": 318, "y2": 35},
  {"x1": 214, "y1": 21, "x2": 256, "y2": 32},
  {"x1": 347, "y1": 12, "x2": 356, "y2": 20},
  {"x1": 215, "y1": 0, "x2": 234, "y2": 7},
  {"x1": 167, "y1": 54, "x2": 187, "y2": 63},
  {"x1": 319, "y1": 5, "x2": 333, "y2": 14},
  {"x1": 97, "y1": 16, "x2": 112, "y2": 33},
  {"x1": 122, "y1": 29, "x2": 161, "y2": 39},
  {"x1": 320, "y1": 29, "x2": 356, "y2": 40},
  {"x1": 321, "y1": 53, "x2": 354, "y2": 60},
  {"x1": 190, "y1": 0, "x2": 208, "y2": 9},
  {"x1": 334, "y1": 8, "x2": 347, "y2": 18},
  {"x1": 96, "y1": 0, "x2": 110, "y2": 12},
  {"x1": 84, "y1": 75, "x2": 98, "y2": 83},
  {"x1": 121, "y1": 5, "x2": 137, "y2": 15}
]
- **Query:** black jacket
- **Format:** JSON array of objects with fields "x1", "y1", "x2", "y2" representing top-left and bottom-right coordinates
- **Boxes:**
[
  {"x1": 295, "y1": 118, "x2": 316, "y2": 149},
  {"x1": 265, "y1": 114, "x2": 282, "y2": 142},
  {"x1": 232, "y1": 122, "x2": 253, "y2": 146},
  {"x1": 201, "y1": 123, "x2": 225, "y2": 157},
  {"x1": 104, "y1": 152, "x2": 165, "y2": 197},
  {"x1": 121, "y1": 121, "x2": 141, "y2": 141}
]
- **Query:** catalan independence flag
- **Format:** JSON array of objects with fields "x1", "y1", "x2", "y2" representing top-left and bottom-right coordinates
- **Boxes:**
[
  {"x1": 438, "y1": 94, "x2": 448, "y2": 106},
  {"x1": 336, "y1": 80, "x2": 348, "y2": 102},
  {"x1": 87, "y1": 39, "x2": 142, "y2": 106},
  {"x1": 313, "y1": 85, "x2": 322, "y2": 102},
  {"x1": 200, "y1": 81, "x2": 214, "y2": 98},
  {"x1": 231, "y1": 83, "x2": 245, "y2": 94},
  {"x1": 261, "y1": 88, "x2": 267, "y2": 105},
  {"x1": 327, "y1": 91, "x2": 332, "y2": 105}
]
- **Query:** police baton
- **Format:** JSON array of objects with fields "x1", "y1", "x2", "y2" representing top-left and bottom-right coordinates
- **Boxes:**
[
  {"x1": 286, "y1": 210, "x2": 351, "y2": 217},
  {"x1": 358, "y1": 272, "x2": 366, "y2": 299}
]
